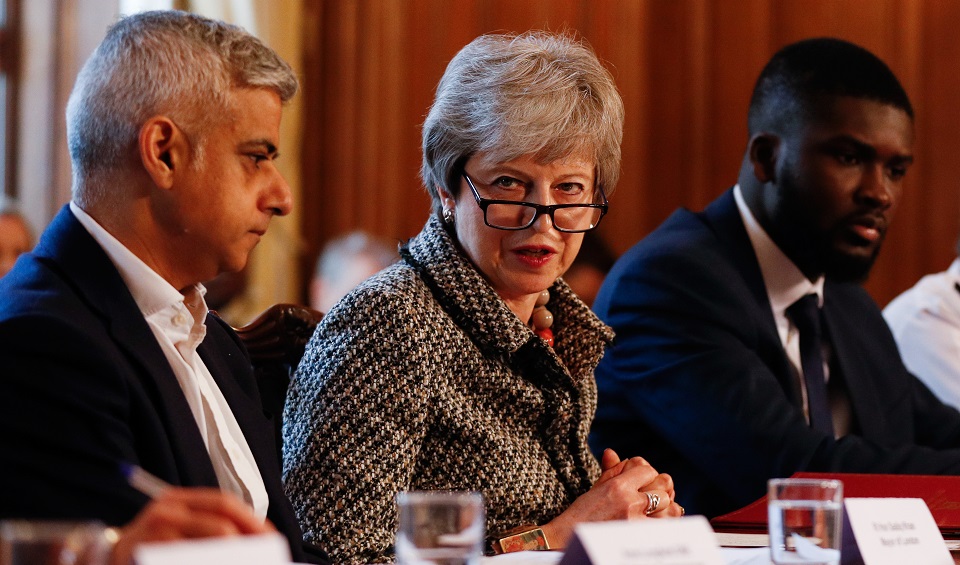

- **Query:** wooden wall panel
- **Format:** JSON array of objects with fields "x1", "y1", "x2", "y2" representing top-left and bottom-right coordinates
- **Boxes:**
[
  {"x1": 908, "y1": 0, "x2": 960, "y2": 297},
  {"x1": 299, "y1": 0, "x2": 960, "y2": 307}
]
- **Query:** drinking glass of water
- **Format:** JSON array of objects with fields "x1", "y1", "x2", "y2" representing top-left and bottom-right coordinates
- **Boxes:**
[
  {"x1": 768, "y1": 478, "x2": 843, "y2": 565},
  {"x1": 395, "y1": 491, "x2": 484, "y2": 565},
  {"x1": 0, "y1": 521, "x2": 115, "y2": 565}
]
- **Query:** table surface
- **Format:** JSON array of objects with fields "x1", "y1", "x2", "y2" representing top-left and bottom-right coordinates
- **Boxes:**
[
  {"x1": 480, "y1": 547, "x2": 773, "y2": 564},
  {"x1": 480, "y1": 546, "x2": 960, "y2": 565}
]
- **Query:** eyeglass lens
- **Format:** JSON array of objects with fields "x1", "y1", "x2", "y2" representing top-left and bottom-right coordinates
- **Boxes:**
[{"x1": 485, "y1": 203, "x2": 603, "y2": 231}]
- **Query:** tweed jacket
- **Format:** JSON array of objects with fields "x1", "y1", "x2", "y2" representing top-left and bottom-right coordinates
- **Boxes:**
[{"x1": 283, "y1": 216, "x2": 614, "y2": 564}]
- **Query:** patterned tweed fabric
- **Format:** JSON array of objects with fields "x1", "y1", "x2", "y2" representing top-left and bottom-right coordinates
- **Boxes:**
[{"x1": 282, "y1": 216, "x2": 614, "y2": 564}]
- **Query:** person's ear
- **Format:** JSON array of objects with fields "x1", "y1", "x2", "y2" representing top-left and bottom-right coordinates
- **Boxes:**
[
  {"x1": 436, "y1": 184, "x2": 457, "y2": 211},
  {"x1": 139, "y1": 116, "x2": 186, "y2": 189},
  {"x1": 748, "y1": 133, "x2": 780, "y2": 184}
]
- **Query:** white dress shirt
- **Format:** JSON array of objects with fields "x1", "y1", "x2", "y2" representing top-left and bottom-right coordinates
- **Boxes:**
[
  {"x1": 884, "y1": 259, "x2": 960, "y2": 411},
  {"x1": 69, "y1": 202, "x2": 269, "y2": 518},
  {"x1": 733, "y1": 185, "x2": 851, "y2": 436}
]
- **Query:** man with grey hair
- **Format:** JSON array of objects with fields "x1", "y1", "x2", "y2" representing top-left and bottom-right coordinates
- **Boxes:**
[{"x1": 0, "y1": 11, "x2": 327, "y2": 564}]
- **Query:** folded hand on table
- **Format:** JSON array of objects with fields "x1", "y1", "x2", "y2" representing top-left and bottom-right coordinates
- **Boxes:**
[
  {"x1": 539, "y1": 448, "x2": 682, "y2": 550},
  {"x1": 110, "y1": 488, "x2": 274, "y2": 565}
]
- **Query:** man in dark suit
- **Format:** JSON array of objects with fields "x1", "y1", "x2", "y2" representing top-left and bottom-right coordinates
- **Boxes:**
[
  {"x1": 590, "y1": 37, "x2": 960, "y2": 519},
  {"x1": 0, "y1": 11, "x2": 326, "y2": 564}
]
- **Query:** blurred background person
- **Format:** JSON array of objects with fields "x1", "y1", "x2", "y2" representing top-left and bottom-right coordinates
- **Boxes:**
[
  {"x1": 884, "y1": 239, "x2": 960, "y2": 410},
  {"x1": 309, "y1": 230, "x2": 398, "y2": 313},
  {"x1": 0, "y1": 199, "x2": 34, "y2": 277},
  {"x1": 283, "y1": 31, "x2": 681, "y2": 565}
]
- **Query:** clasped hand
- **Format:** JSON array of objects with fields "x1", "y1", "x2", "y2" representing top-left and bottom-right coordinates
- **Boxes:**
[{"x1": 540, "y1": 448, "x2": 681, "y2": 549}]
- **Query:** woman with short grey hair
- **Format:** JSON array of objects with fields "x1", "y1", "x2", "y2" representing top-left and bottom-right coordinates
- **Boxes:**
[
  {"x1": 283, "y1": 31, "x2": 682, "y2": 564},
  {"x1": 421, "y1": 32, "x2": 624, "y2": 216}
]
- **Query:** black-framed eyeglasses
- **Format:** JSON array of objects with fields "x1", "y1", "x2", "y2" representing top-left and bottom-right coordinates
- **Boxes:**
[{"x1": 462, "y1": 173, "x2": 608, "y2": 233}]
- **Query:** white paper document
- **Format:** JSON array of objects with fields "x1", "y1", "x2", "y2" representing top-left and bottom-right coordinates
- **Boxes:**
[{"x1": 134, "y1": 532, "x2": 291, "y2": 565}]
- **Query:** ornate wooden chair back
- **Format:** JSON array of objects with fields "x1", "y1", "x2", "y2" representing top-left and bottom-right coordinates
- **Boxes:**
[{"x1": 234, "y1": 303, "x2": 324, "y2": 459}]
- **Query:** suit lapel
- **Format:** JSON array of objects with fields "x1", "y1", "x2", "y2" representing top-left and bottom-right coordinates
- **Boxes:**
[
  {"x1": 37, "y1": 206, "x2": 218, "y2": 487},
  {"x1": 701, "y1": 190, "x2": 802, "y2": 406},
  {"x1": 197, "y1": 321, "x2": 270, "y2": 460},
  {"x1": 821, "y1": 282, "x2": 879, "y2": 439},
  {"x1": 199, "y1": 316, "x2": 296, "y2": 526}
]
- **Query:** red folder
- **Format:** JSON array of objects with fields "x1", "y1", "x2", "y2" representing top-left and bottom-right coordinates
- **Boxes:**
[{"x1": 710, "y1": 472, "x2": 960, "y2": 537}]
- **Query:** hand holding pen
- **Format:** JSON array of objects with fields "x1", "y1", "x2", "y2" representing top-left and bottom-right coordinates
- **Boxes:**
[
  {"x1": 109, "y1": 464, "x2": 274, "y2": 565},
  {"x1": 121, "y1": 463, "x2": 173, "y2": 499}
]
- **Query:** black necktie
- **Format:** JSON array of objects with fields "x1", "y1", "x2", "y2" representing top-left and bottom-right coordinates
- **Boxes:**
[{"x1": 787, "y1": 294, "x2": 835, "y2": 436}]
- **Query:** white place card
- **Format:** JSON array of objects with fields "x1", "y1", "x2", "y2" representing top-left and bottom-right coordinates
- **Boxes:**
[
  {"x1": 483, "y1": 550, "x2": 564, "y2": 565},
  {"x1": 134, "y1": 532, "x2": 290, "y2": 565},
  {"x1": 843, "y1": 497, "x2": 952, "y2": 565},
  {"x1": 558, "y1": 516, "x2": 724, "y2": 565}
]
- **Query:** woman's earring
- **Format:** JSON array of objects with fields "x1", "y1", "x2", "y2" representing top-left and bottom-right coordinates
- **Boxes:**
[{"x1": 443, "y1": 208, "x2": 455, "y2": 225}]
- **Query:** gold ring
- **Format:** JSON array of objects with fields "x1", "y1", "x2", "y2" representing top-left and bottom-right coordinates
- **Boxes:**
[{"x1": 678, "y1": 504, "x2": 685, "y2": 516}]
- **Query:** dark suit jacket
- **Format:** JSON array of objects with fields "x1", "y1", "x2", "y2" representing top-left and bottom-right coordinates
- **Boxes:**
[
  {"x1": 590, "y1": 190, "x2": 960, "y2": 518},
  {"x1": 0, "y1": 206, "x2": 326, "y2": 564}
]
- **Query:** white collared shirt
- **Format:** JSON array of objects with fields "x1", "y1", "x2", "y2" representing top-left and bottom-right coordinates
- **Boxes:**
[
  {"x1": 884, "y1": 259, "x2": 960, "y2": 410},
  {"x1": 70, "y1": 202, "x2": 269, "y2": 518},
  {"x1": 733, "y1": 186, "x2": 850, "y2": 436}
]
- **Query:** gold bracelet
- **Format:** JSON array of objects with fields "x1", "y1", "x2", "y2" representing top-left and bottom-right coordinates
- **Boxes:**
[{"x1": 491, "y1": 525, "x2": 550, "y2": 554}]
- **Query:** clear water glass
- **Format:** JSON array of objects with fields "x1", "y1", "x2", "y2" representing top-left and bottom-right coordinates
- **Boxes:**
[
  {"x1": 0, "y1": 521, "x2": 113, "y2": 565},
  {"x1": 768, "y1": 478, "x2": 843, "y2": 565},
  {"x1": 395, "y1": 491, "x2": 484, "y2": 565}
]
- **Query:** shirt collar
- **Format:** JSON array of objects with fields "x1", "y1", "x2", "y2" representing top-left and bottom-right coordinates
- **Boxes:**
[
  {"x1": 733, "y1": 185, "x2": 824, "y2": 312},
  {"x1": 69, "y1": 202, "x2": 207, "y2": 320}
]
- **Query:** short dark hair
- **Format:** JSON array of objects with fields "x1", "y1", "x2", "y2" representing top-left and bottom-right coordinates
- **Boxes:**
[{"x1": 748, "y1": 37, "x2": 913, "y2": 134}]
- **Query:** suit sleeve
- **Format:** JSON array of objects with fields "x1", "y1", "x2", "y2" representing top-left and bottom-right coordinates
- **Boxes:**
[
  {"x1": 906, "y1": 364, "x2": 960, "y2": 451},
  {"x1": 594, "y1": 244, "x2": 960, "y2": 511},
  {"x1": 0, "y1": 313, "x2": 150, "y2": 524},
  {"x1": 282, "y1": 286, "x2": 434, "y2": 564}
]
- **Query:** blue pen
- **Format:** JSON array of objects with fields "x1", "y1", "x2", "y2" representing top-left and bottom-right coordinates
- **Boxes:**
[{"x1": 120, "y1": 463, "x2": 172, "y2": 499}]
